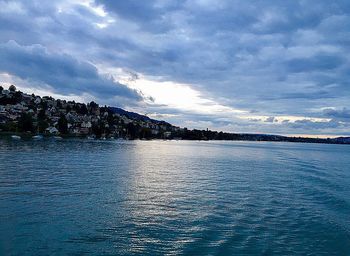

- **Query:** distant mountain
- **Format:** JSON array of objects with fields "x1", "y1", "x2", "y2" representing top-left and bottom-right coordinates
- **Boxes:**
[
  {"x1": 108, "y1": 107, "x2": 171, "y2": 125},
  {"x1": 332, "y1": 137, "x2": 350, "y2": 143}
]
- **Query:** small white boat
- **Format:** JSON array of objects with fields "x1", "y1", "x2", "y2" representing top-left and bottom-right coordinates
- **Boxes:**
[
  {"x1": 32, "y1": 135, "x2": 44, "y2": 140},
  {"x1": 11, "y1": 135, "x2": 21, "y2": 140},
  {"x1": 87, "y1": 136, "x2": 95, "y2": 140},
  {"x1": 53, "y1": 136, "x2": 63, "y2": 140}
]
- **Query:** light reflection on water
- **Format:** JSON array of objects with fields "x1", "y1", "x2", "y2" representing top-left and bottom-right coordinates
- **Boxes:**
[{"x1": 0, "y1": 139, "x2": 350, "y2": 255}]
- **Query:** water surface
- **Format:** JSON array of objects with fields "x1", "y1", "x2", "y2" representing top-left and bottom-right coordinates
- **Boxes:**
[{"x1": 1, "y1": 139, "x2": 350, "y2": 255}]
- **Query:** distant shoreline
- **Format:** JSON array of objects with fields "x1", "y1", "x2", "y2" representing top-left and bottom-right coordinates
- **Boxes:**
[
  {"x1": 1, "y1": 131, "x2": 349, "y2": 145},
  {"x1": 1, "y1": 86, "x2": 349, "y2": 145}
]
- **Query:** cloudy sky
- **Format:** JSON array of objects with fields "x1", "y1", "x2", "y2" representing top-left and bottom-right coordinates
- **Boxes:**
[{"x1": 1, "y1": 0, "x2": 350, "y2": 137}]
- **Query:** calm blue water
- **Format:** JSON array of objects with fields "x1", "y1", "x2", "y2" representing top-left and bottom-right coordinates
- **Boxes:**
[{"x1": 0, "y1": 139, "x2": 350, "y2": 255}]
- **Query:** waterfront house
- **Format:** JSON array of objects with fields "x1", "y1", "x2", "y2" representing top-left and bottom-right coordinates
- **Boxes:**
[{"x1": 46, "y1": 127, "x2": 59, "y2": 135}]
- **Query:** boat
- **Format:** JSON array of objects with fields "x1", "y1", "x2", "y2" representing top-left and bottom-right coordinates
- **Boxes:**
[
  {"x1": 33, "y1": 126, "x2": 44, "y2": 140},
  {"x1": 87, "y1": 135, "x2": 95, "y2": 140},
  {"x1": 32, "y1": 135, "x2": 44, "y2": 140},
  {"x1": 11, "y1": 135, "x2": 21, "y2": 140},
  {"x1": 53, "y1": 136, "x2": 63, "y2": 140}
]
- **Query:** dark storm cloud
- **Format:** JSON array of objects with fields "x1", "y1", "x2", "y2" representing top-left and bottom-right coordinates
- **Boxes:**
[
  {"x1": 288, "y1": 119, "x2": 345, "y2": 130},
  {"x1": 0, "y1": 40, "x2": 141, "y2": 100},
  {"x1": 262, "y1": 90, "x2": 335, "y2": 100},
  {"x1": 286, "y1": 54, "x2": 345, "y2": 73},
  {"x1": 94, "y1": 0, "x2": 184, "y2": 33},
  {"x1": 323, "y1": 108, "x2": 350, "y2": 120},
  {"x1": 265, "y1": 117, "x2": 277, "y2": 123},
  {"x1": 1, "y1": 0, "x2": 350, "y2": 135}
]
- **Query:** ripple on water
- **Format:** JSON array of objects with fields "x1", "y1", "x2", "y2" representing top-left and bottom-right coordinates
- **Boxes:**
[{"x1": 0, "y1": 139, "x2": 350, "y2": 255}]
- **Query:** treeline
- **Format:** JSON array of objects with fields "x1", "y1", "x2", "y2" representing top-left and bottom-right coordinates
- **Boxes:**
[
  {"x1": 170, "y1": 128, "x2": 350, "y2": 144},
  {"x1": 171, "y1": 129, "x2": 284, "y2": 141}
]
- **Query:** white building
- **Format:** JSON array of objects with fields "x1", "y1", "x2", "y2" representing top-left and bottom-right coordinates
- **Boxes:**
[{"x1": 46, "y1": 127, "x2": 59, "y2": 134}]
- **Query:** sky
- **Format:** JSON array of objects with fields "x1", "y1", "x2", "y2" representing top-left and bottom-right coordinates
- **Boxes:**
[{"x1": 0, "y1": 0, "x2": 350, "y2": 137}]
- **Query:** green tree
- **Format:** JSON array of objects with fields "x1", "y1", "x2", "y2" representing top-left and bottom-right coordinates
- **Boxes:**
[
  {"x1": 40, "y1": 101, "x2": 48, "y2": 111},
  {"x1": 56, "y1": 100, "x2": 62, "y2": 109},
  {"x1": 37, "y1": 108, "x2": 47, "y2": 121},
  {"x1": 127, "y1": 123, "x2": 140, "y2": 139},
  {"x1": 9, "y1": 85, "x2": 16, "y2": 92},
  {"x1": 37, "y1": 120, "x2": 49, "y2": 133},
  {"x1": 92, "y1": 121, "x2": 102, "y2": 137},
  {"x1": 89, "y1": 101, "x2": 99, "y2": 114},
  {"x1": 89, "y1": 101, "x2": 98, "y2": 108},
  {"x1": 77, "y1": 104, "x2": 88, "y2": 115},
  {"x1": 2, "y1": 121, "x2": 17, "y2": 132},
  {"x1": 66, "y1": 105, "x2": 71, "y2": 113},
  {"x1": 18, "y1": 113, "x2": 34, "y2": 132},
  {"x1": 58, "y1": 114, "x2": 68, "y2": 134},
  {"x1": 140, "y1": 128, "x2": 152, "y2": 139},
  {"x1": 13, "y1": 91, "x2": 22, "y2": 103}
]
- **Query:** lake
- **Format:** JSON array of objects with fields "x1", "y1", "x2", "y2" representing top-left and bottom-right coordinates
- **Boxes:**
[{"x1": 0, "y1": 139, "x2": 350, "y2": 255}]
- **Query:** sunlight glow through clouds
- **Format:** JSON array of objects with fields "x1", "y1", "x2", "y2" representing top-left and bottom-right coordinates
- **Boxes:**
[
  {"x1": 57, "y1": 0, "x2": 108, "y2": 18},
  {"x1": 118, "y1": 72, "x2": 332, "y2": 125},
  {"x1": 79, "y1": 0, "x2": 107, "y2": 17},
  {"x1": 120, "y1": 74, "x2": 246, "y2": 115}
]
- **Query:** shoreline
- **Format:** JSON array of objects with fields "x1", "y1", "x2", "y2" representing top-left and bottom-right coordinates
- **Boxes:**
[
  {"x1": 1, "y1": 131, "x2": 349, "y2": 145},
  {"x1": 1, "y1": 88, "x2": 349, "y2": 145}
]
